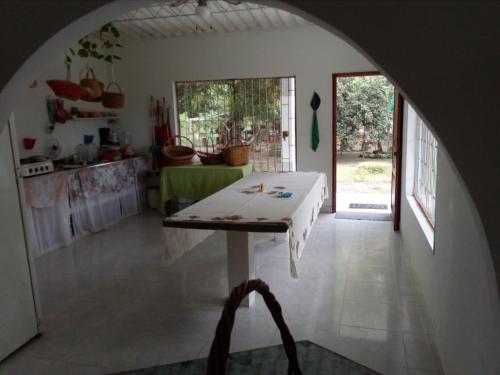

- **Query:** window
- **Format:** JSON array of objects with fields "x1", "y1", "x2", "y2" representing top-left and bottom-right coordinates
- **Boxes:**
[
  {"x1": 175, "y1": 77, "x2": 296, "y2": 172},
  {"x1": 413, "y1": 117, "x2": 438, "y2": 226}
]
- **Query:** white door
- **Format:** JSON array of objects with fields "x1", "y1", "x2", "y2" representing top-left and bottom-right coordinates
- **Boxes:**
[{"x1": 0, "y1": 117, "x2": 38, "y2": 360}]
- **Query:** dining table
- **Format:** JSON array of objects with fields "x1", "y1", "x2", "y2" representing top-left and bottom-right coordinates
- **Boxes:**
[{"x1": 162, "y1": 171, "x2": 328, "y2": 306}]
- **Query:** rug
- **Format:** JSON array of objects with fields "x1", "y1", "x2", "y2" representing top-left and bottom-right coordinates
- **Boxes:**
[
  {"x1": 113, "y1": 340, "x2": 381, "y2": 374},
  {"x1": 349, "y1": 203, "x2": 388, "y2": 210},
  {"x1": 335, "y1": 211, "x2": 392, "y2": 221}
]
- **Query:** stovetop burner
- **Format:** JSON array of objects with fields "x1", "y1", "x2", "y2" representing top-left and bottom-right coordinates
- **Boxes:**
[{"x1": 20, "y1": 155, "x2": 49, "y2": 165}]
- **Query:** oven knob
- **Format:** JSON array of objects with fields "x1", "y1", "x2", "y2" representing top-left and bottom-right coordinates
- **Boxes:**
[
  {"x1": 29, "y1": 168, "x2": 33, "y2": 173},
  {"x1": 34, "y1": 168, "x2": 38, "y2": 172}
]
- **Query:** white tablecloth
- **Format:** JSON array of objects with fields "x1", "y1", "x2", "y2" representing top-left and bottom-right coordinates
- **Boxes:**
[{"x1": 162, "y1": 171, "x2": 328, "y2": 277}]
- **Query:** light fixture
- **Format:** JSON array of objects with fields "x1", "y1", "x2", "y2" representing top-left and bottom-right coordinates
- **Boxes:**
[{"x1": 196, "y1": 0, "x2": 210, "y2": 19}]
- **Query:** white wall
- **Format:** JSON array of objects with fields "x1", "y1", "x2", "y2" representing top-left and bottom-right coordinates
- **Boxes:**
[
  {"x1": 13, "y1": 54, "x2": 117, "y2": 159},
  {"x1": 400, "y1": 103, "x2": 500, "y2": 375},
  {"x1": 116, "y1": 25, "x2": 375, "y2": 210}
]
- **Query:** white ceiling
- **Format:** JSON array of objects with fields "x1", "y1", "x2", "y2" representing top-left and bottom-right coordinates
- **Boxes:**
[{"x1": 113, "y1": 1, "x2": 311, "y2": 40}]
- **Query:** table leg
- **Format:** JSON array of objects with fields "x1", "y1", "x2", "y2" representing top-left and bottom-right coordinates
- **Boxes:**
[{"x1": 226, "y1": 231, "x2": 255, "y2": 306}]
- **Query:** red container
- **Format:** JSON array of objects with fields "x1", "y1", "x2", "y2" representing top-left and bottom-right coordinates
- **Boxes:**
[
  {"x1": 23, "y1": 138, "x2": 36, "y2": 150},
  {"x1": 46, "y1": 80, "x2": 87, "y2": 101}
]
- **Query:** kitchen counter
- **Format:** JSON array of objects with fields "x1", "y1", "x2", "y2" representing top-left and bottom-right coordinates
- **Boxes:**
[{"x1": 22, "y1": 156, "x2": 149, "y2": 257}]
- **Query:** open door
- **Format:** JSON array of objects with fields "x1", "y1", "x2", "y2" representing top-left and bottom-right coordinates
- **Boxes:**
[
  {"x1": 391, "y1": 92, "x2": 404, "y2": 230},
  {"x1": 0, "y1": 115, "x2": 38, "y2": 360}
]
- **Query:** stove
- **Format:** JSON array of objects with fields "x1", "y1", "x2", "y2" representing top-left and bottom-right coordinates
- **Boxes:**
[{"x1": 20, "y1": 156, "x2": 54, "y2": 177}]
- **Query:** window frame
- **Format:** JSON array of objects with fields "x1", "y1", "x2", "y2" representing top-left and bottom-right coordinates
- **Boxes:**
[
  {"x1": 413, "y1": 117, "x2": 438, "y2": 229},
  {"x1": 173, "y1": 76, "x2": 297, "y2": 172}
]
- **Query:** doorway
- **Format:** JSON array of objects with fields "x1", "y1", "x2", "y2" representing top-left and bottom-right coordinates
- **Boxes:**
[{"x1": 332, "y1": 72, "x2": 400, "y2": 224}]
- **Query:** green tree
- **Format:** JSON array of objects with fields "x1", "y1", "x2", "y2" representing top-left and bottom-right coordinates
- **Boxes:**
[
  {"x1": 176, "y1": 78, "x2": 281, "y2": 146},
  {"x1": 337, "y1": 76, "x2": 394, "y2": 152}
]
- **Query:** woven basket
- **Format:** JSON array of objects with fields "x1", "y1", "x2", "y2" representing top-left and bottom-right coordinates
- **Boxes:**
[
  {"x1": 206, "y1": 279, "x2": 302, "y2": 374},
  {"x1": 162, "y1": 135, "x2": 195, "y2": 166},
  {"x1": 79, "y1": 67, "x2": 103, "y2": 101},
  {"x1": 102, "y1": 81, "x2": 124, "y2": 109},
  {"x1": 198, "y1": 151, "x2": 224, "y2": 165},
  {"x1": 197, "y1": 137, "x2": 224, "y2": 165},
  {"x1": 222, "y1": 143, "x2": 251, "y2": 166}
]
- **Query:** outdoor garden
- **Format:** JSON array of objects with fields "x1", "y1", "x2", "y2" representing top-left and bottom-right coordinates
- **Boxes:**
[{"x1": 336, "y1": 75, "x2": 394, "y2": 196}]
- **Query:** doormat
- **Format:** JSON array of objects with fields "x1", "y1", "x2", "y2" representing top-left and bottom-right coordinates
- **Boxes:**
[
  {"x1": 336, "y1": 211, "x2": 392, "y2": 221},
  {"x1": 349, "y1": 203, "x2": 388, "y2": 210},
  {"x1": 113, "y1": 340, "x2": 381, "y2": 374}
]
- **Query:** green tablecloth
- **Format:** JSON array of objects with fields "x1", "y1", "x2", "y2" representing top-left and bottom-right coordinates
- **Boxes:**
[{"x1": 160, "y1": 163, "x2": 253, "y2": 214}]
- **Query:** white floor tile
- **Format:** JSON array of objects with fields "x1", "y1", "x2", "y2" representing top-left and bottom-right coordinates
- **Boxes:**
[{"x1": 0, "y1": 211, "x2": 442, "y2": 373}]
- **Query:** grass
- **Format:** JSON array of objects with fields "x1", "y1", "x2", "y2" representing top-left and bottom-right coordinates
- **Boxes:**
[{"x1": 337, "y1": 160, "x2": 392, "y2": 183}]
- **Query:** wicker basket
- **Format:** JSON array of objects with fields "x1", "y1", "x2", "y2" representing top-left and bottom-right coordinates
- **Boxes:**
[
  {"x1": 102, "y1": 81, "x2": 125, "y2": 109},
  {"x1": 198, "y1": 151, "x2": 224, "y2": 165},
  {"x1": 79, "y1": 67, "x2": 103, "y2": 101},
  {"x1": 222, "y1": 143, "x2": 251, "y2": 166},
  {"x1": 206, "y1": 279, "x2": 302, "y2": 374},
  {"x1": 162, "y1": 135, "x2": 195, "y2": 166},
  {"x1": 197, "y1": 137, "x2": 224, "y2": 165}
]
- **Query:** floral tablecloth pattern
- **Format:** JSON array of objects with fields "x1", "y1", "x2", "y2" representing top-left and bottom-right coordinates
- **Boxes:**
[{"x1": 163, "y1": 171, "x2": 328, "y2": 277}]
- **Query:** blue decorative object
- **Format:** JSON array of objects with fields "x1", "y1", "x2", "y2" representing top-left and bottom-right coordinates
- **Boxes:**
[
  {"x1": 277, "y1": 191, "x2": 293, "y2": 198},
  {"x1": 83, "y1": 134, "x2": 94, "y2": 144}
]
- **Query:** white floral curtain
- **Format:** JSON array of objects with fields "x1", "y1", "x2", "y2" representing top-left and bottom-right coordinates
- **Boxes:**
[{"x1": 24, "y1": 157, "x2": 148, "y2": 257}]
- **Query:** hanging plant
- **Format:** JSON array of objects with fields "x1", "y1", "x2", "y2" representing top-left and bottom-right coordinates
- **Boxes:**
[
  {"x1": 77, "y1": 35, "x2": 103, "y2": 60},
  {"x1": 99, "y1": 23, "x2": 125, "y2": 109},
  {"x1": 99, "y1": 23, "x2": 123, "y2": 64},
  {"x1": 64, "y1": 47, "x2": 75, "y2": 67}
]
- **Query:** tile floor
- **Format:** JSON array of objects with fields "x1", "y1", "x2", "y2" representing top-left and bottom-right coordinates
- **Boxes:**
[{"x1": 0, "y1": 211, "x2": 443, "y2": 375}]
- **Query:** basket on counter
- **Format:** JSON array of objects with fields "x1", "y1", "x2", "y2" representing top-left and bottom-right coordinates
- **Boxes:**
[
  {"x1": 222, "y1": 142, "x2": 251, "y2": 166},
  {"x1": 162, "y1": 135, "x2": 195, "y2": 166},
  {"x1": 197, "y1": 137, "x2": 224, "y2": 165}
]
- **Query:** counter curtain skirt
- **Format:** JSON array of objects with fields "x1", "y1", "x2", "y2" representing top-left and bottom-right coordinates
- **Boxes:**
[{"x1": 23, "y1": 157, "x2": 148, "y2": 257}]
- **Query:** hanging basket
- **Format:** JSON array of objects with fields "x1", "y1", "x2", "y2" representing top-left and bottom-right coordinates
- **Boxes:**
[
  {"x1": 46, "y1": 64, "x2": 87, "y2": 101},
  {"x1": 79, "y1": 67, "x2": 103, "y2": 101},
  {"x1": 102, "y1": 81, "x2": 125, "y2": 108},
  {"x1": 46, "y1": 80, "x2": 87, "y2": 101},
  {"x1": 222, "y1": 142, "x2": 251, "y2": 166},
  {"x1": 197, "y1": 137, "x2": 224, "y2": 165},
  {"x1": 162, "y1": 135, "x2": 195, "y2": 166}
]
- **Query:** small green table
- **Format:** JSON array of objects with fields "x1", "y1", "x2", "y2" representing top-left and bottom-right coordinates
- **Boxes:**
[{"x1": 159, "y1": 163, "x2": 253, "y2": 214}]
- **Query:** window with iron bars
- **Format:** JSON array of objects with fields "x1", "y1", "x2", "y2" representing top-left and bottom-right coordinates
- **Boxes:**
[
  {"x1": 175, "y1": 77, "x2": 296, "y2": 172},
  {"x1": 414, "y1": 117, "x2": 438, "y2": 227}
]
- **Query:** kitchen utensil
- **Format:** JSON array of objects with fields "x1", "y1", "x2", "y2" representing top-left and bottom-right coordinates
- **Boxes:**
[{"x1": 98, "y1": 127, "x2": 110, "y2": 145}]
